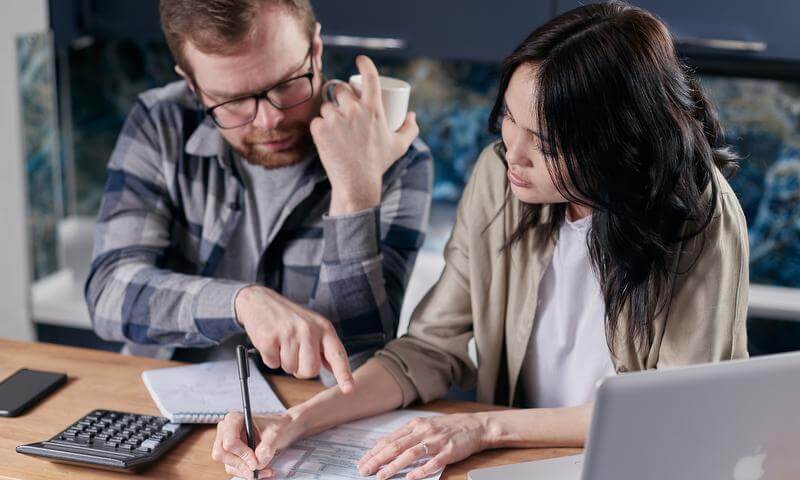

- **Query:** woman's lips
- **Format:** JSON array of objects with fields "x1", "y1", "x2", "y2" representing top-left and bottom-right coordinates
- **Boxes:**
[{"x1": 507, "y1": 169, "x2": 532, "y2": 188}]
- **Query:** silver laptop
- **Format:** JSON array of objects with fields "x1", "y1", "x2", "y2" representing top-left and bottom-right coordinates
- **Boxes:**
[{"x1": 469, "y1": 351, "x2": 800, "y2": 480}]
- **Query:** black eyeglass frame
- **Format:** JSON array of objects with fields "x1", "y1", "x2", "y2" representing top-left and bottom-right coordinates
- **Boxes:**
[{"x1": 202, "y1": 44, "x2": 315, "y2": 129}]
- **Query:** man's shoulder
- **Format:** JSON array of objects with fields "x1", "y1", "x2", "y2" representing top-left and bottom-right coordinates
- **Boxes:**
[
  {"x1": 408, "y1": 137, "x2": 432, "y2": 159},
  {"x1": 137, "y1": 80, "x2": 199, "y2": 113},
  {"x1": 384, "y1": 137, "x2": 433, "y2": 191},
  {"x1": 120, "y1": 80, "x2": 207, "y2": 158}
]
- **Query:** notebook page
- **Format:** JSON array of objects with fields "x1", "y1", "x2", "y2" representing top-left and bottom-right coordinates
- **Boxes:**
[{"x1": 142, "y1": 359, "x2": 285, "y2": 422}]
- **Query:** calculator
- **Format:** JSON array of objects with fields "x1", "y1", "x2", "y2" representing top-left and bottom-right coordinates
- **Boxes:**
[{"x1": 16, "y1": 409, "x2": 193, "y2": 471}]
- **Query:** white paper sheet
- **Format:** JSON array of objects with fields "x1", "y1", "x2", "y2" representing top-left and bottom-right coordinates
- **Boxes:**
[
  {"x1": 233, "y1": 409, "x2": 444, "y2": 479},
  {"x1": 142, "y1": 359, "x2": 285, "y2": 423}
]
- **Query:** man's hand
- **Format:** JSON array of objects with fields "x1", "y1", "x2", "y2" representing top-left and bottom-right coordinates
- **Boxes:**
[
  {"x1": 234, "y1": 285, "x2": 354, "y2": 393},
  {"x1": 310, "y1": 55, "x2": 419, "y2": 215}
]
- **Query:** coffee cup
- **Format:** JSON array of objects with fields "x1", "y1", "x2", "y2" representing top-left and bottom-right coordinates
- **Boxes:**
[{"x1": 324, "y1": 75, "x2": 411, "y2": 132}]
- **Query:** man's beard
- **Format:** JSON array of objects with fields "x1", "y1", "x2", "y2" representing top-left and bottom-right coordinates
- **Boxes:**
[{"x1": 238, "y1": 122, "x2": 315, "y2": 169}]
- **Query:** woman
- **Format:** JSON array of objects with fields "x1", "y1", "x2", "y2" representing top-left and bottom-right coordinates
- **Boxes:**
[{"x1": 213, "y1": 2, "x2": 749, "y2": 479}]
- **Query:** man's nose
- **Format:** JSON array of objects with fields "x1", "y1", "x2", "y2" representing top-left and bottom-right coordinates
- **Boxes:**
[{"x1": 252, "y1": 97, "x2": 285, "y2": 130}]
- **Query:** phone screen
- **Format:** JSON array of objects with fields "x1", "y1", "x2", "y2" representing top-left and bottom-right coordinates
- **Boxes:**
[{"x1": 0, "y1": 369, "x2": 67, "y2": 416}]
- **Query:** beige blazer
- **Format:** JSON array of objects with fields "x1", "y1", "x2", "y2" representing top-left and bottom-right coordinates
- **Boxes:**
[{"x1": 372, "y1": 143, "x2": 749, "y2": 407}]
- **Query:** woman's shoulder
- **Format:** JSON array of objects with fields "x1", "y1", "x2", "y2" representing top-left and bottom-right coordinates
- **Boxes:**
[
  {"x1": 709, "y1": 168, "x2": 748, "y2": 239},
  {"x1": 463, "y1": 141, "x2": 510, "y2": 213},
  {"x1": 677, "y1": 168, "x2": 749, "y2": 273}
]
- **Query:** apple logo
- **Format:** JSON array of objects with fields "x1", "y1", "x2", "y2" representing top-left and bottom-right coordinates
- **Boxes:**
[{"x1": 733, "y1": 446, "x2": 766, "y2": 480}]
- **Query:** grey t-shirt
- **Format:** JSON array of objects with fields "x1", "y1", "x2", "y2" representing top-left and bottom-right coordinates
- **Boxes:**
[
  {"x1": 215, "y1": 155, "x2": 313, "y2": 282},
  {"x1": 189, "y1": 155, "x2": 313, "y2": 362}
]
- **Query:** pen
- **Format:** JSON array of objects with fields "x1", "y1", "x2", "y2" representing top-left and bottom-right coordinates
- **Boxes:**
[{"x1": 236, "y1": 344, "x2": 257, "y2": 477}]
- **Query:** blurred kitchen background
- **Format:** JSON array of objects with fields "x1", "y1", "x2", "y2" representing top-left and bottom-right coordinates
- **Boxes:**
[{"x1": 4, "y1": 0, "x2": 800, "y2": 355}]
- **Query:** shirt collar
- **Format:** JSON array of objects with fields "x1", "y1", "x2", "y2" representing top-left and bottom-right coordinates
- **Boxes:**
[
  {"x1": 186, "y1": 114, "x2": 328, "y2": 188},
  {"x1": 184, "y1": 115, "x2": 233, "y2": 170}
]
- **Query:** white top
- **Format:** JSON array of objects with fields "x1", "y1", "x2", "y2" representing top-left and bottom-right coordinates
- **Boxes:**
[{"x1": 518, "y1": 214, "x2": 615, "y2": 408}]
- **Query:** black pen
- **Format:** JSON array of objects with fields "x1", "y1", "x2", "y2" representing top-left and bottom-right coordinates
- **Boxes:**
[{"x1": 236, "y1": 345, "x2": 257, "y2": 477}]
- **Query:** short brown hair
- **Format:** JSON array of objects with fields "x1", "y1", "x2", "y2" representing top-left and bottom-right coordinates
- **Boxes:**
[{"x1": 160, "y1": 0, "x2": 316, "y2": 76}]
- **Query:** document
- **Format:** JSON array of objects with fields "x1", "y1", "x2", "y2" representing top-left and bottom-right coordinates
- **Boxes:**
[{"x1": 233, "y1": 409, "x2": 444, "y2": 479}]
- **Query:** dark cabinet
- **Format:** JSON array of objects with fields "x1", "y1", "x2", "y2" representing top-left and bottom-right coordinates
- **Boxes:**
[
  {"x1": 312, "y1": 0, "x2": 552, "y2": 62},
  {"x1": 49, "y1": 1, "x2": 800, "y2": 65},
  {"x1": 556, "y1": 0, "x2": 800, "y2": 63}
]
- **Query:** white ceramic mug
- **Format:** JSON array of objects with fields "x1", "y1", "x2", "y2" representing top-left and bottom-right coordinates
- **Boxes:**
[{"x1": 325, "y1": 75, "x2": 411, "y2": 132}]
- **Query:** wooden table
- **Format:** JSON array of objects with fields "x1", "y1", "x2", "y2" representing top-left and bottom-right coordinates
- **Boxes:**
[{"x1": 0, "y1": 339, "x2": 580, "y2": 479}]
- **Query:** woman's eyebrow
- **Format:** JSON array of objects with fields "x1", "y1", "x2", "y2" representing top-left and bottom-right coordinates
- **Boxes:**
[{"x1": 503, "y1": 97, "x2": 545, "y2": 141}]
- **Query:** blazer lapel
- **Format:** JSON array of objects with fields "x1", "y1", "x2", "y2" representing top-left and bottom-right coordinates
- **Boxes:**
[{"x1": 504, "y1": 204, "x2": 557, "y2": 404}]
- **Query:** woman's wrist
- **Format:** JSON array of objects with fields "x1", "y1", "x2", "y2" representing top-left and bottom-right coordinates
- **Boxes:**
[
  {"x1": 286, "y1": 402, "x2": 317, "y2": 440},
  {"x1": 478, "y1": 405, "x2": 592, "y2": 450},
  {"x1": 476, "y1": 411, "x2": 507, "y2": 450}
]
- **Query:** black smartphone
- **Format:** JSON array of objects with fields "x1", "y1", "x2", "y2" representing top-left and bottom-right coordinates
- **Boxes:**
[{"x1": 0, "y1": 368, "x2": 67, "y2": 417}]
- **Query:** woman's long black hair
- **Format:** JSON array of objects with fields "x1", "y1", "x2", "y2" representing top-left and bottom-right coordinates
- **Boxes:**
[{"x1": 489, "y1": 1, "x2": 738, "y2": 351}]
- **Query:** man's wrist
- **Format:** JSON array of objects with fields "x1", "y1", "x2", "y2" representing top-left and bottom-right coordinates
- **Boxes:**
[
  {"x1": 233, "y1": 284, "x2": 265, "y2": 329},
  {"x1": 329, "y1": 185, "x2": 380, "y2": 215}
]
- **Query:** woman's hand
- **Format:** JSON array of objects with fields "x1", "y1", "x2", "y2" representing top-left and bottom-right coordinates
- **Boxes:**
[
  {"x1": 211, "y1": 411, "x2": 304, "y2": 479},
  {"x1": 357, "y1": 413, "x2": 492, "y2": 480}
]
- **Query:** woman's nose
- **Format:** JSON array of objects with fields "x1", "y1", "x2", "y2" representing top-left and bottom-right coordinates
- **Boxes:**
[{"x1": 505, "y1": 141, "x2": 532, "y2": 168}]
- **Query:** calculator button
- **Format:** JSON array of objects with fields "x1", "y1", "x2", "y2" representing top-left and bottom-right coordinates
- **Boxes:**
[
  {"x1": 140, "y1": 439, "x2": 161, "y2": 451},
  {"x1": 161, "y1": 423, "x2": 180, "y2": 433}
]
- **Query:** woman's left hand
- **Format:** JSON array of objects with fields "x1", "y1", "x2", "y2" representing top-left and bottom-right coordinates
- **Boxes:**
[{"x1": 356, "y1": 413, "x2": 491, "y2": 480}]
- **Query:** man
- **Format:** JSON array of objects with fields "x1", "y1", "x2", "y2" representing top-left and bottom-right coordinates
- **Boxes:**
[{"x1": 85, "y1": 0, "x2": 432, "y2": 392}]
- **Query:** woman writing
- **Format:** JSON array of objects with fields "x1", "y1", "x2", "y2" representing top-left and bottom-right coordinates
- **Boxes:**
[{"x1": 213, "y1": 2, "x2": 749, "y2": 478}]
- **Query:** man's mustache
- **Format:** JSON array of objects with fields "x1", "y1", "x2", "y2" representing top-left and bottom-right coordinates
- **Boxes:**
[{"x1": 243, "y1": 126, "x2": 306, "y2": 145}]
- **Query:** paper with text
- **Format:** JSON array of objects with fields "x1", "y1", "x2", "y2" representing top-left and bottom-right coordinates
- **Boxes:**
[{"x1": 233, "y1": 409, "x2": 444, "y2": 479}]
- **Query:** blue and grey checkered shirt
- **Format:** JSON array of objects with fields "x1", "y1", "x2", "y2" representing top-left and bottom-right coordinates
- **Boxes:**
[{"x1": 85, "y1": 81, "x2": 433, "y2": 358}]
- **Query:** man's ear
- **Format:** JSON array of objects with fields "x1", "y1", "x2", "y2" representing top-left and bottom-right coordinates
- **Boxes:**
[
  {"x1": 312, "y1": 22, "x2": 323, "y2": 71},
  {"x1": 174, "y1": 64, "x2": 195, "y2": 93}
]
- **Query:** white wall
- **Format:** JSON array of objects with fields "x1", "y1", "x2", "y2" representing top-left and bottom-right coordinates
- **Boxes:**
[{"x1": 0, "y1": 0, "x2": 48, "y2": 340}]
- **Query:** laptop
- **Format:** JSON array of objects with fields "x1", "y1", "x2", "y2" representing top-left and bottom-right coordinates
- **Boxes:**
[{"x1": 469, "y1": 351, "x2": 800, "y2": 480}]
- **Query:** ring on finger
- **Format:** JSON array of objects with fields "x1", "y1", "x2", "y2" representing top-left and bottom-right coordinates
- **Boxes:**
[{"x1": 418, "y1": 441, "x2": 429, "y2": 456}]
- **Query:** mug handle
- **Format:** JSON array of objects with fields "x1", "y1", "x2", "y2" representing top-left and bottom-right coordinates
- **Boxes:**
[{"x1": 322, "y1": 79, "x2": 348, "y2": 106}]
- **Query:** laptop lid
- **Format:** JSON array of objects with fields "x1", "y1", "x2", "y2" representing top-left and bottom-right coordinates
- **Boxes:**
[{"x1": 583, "y1": 351, "x2": 800, "y2": 480}]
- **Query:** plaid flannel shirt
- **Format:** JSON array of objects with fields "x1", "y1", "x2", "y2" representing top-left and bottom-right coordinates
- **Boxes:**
[{"x1": 85, "y1": 81, "x2": 432, "y2": 357}]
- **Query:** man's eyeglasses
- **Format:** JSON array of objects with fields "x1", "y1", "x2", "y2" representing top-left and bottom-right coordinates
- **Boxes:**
[{"x1": 203, "y1": 45, "x2": 315, "y2": 129}]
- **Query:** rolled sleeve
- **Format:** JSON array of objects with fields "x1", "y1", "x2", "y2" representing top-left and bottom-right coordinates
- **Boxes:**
[
  {"x1": 322, "y1": 206, "x2": 381, "y2": 264},
  {"x1": 193, "y1": 279, "x2": 249, "y2": 342}
]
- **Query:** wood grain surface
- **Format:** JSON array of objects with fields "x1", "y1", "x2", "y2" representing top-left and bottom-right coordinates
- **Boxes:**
[{"x1": 0, "y1": 339, "x2": 579, "y2": 479}]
